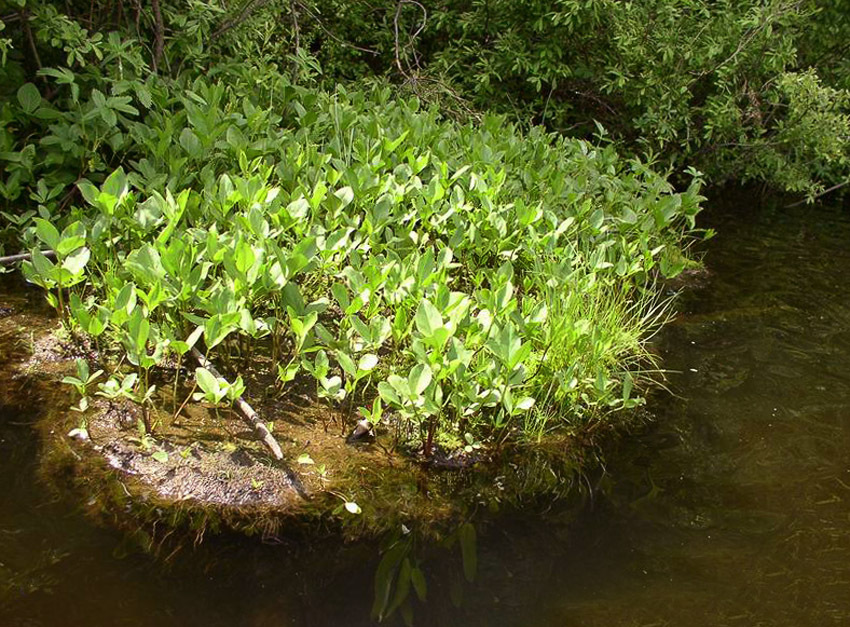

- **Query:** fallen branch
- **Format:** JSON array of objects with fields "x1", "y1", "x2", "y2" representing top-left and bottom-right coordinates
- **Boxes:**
[
  {"x1": 189, "y1": 347, "x2": 283, "y2": 460},
  {"x1": 0, "y1": 250, "x2": 56, "y2": 266},
  {"x1": 784, "y1": 180, "x2": 849, "y2": 208}
]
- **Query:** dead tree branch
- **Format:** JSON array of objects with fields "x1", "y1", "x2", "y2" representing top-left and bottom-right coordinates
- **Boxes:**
[
  {"x1": 189, "y1": 347, "x2": 284, "y2": 460},
  {"x1": 0, "y1": 250, "x2": 56, "y2": 266},
  {"x1": 211, "y1": 0, "x2": 272, "y2": 42},
  {"x1": 294, "y1": 1, "x2": 378, "y2": 56},
  {"x1": 393, "y1": 0, "x2": 426, "y2": 79},
  {"x1": 785, "y1": 179, "x2": 849, "y2": 208}
]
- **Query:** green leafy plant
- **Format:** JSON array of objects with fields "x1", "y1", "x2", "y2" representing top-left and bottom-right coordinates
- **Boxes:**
[
  {"x1": 61, "y1": 357, "x2": 103, "y2": 413},
  {"x1": 1, "y1": 13, "x2": 707, "y2": 457},
  {"x1": 193, "y1": 367, "x2": 245, "y2": 405}
]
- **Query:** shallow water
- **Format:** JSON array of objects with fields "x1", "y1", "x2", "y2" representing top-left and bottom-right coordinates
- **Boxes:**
[{"x1": 2, "y1": 196, "x2": 850, "y2": 626}]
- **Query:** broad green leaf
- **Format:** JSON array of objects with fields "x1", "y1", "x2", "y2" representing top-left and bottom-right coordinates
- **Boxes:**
[
  {"x1": 61, "y1": 247, "x2": 90, "y2": 276},
  {"x1": 336, "y1": 351, "x2": 356, "y2": 377},
  {"x1": 225, "y1": 125, "x2": 246, "y2": 150},
  {"x1": 285, "y1": 198, "x2": 310, "y2": 219},
  {"x1": 410, "y1": 567, "x2": 427, "y2": 601},
  {"x1": 204, "y1": 314, "x2": 236, "y2": 349},
  {"x1": 378, "y1": 380, "x2": 401, "y2": 406},
  {"x1": 127, "y1": 308, "x2": 150, "y2": 352},
  {"x1": 414, "y1": 299, "x2": 443, "y2": 338},
  {"x1": 179, "y1": 128, "x2": 202, "y2": 157},
  {"x1": 408, "y1": 364, "x2": 432, "y2": 396},
  {"x1": 334, "y1": 186, "x2": 354, "y2": 208},
  {"x1": 102, "y1": 167, "x2": 128, "y2": 201},
  {"x1": 112, "y1": 282, "x2": 137, "y2": 325},
  {"x1": 31, "y1": 249, "x2": 57, "y2": 281},
  {"x1": 331, "y1": 283, "x2": 350, "y2": 311},
  {"x1": 195, "y1": 367, "x2": 220, "y2": 397},
  {"x1": 77, "y1": 180, "x2": 100, "y2": 208},
  {"x1": 234, "y1": 240, "x2": 255, "y2": 275},
  {"x1": 17, "y1": 83, "x2": 40, "y2": 114},
  {"x1": 622, "y1": 372, "x2": 633, "y2": 403},
  {"x1": 56, "y1": 221, "x2": 86, "y2": 256},
  {"x1": 277, "y1": 361, "x2": 300, "y2": 383},
  {"x1": 386, "y1": 558, "x2": 412, "y2": 617},
  {"x1": 371, "y1": 541, "x2": 409, "y2": 620},
  {"x1": 34, "y1": 218, "x2": 60, "y2": 250},
  {"x1": 515, "y1": 396, "x2": 535, "y2": 411},
  {"x1": 319, "y1": 375, "x2": 344, "y2": 400}
]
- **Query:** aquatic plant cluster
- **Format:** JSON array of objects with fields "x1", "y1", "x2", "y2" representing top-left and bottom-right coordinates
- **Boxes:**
[{"x1": 9, "y1": 66, "x2": 702, "y2": 453}]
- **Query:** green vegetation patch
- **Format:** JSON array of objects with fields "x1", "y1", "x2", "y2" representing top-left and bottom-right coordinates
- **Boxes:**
[{"x1": 10, "y1": 69, "x2": 703, "y2": 457}]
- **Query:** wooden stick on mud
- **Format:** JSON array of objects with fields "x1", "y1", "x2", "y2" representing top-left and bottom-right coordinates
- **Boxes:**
[
  {"x1": 0, "y1": 250, "x2": 56, "y2": 266},
  {"x1": 190, "y1": 347, "x2": 284, "y2": 460}
]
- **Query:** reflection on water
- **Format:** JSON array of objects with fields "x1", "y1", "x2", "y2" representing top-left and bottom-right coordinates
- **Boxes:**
[{"x1": 2, "y1": 197, "x2": 850, "y2": 626}]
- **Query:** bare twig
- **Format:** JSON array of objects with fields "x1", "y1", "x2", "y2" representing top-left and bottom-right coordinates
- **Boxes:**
[
  {"x1": 211, "y1": 0, "x2": 271, "y2": 42},
  {"x1": 393, "y1": 0, "x2": 427, "y2": 79},
  {"x1": 189, "y1": 347, "x2": 284, "y2": 460},
  {"x1": 785, "y1": 179, "x2": 850, "y2": 208},
  {"x1": 690, "y1": 0, "x2": 804, "y2": 85},
  {"x1": 0, "y1": 250, "x2": 56, "y2": 266},
  {"x1": 388, "y1": 0, "x2": 479, "y2": 120},
  {"x1": 20, "y1": 9, "x2": 43, "y2": 72},
  {"x1": 294, "y1": 1, "x2": 378, "y2": 56}
]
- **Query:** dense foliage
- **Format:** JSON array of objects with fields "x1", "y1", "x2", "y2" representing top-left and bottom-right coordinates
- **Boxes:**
[
  {"x1": 85, "y1": 0, "x2": 845, "y2": 198},
  {"x1": 2, "y1": 0, "x2": 848, "y2": 204},
  {"x1": 419, "y1": 0, "x2": 850, "y2": 195},
  {"x1": 0, "y1": 0, "x2": 707, "y2": 454}
]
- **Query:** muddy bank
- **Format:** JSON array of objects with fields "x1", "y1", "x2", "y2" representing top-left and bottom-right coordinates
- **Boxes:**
[{"x1": 0, "y1": 279, "x2": 600, "y2": 544}]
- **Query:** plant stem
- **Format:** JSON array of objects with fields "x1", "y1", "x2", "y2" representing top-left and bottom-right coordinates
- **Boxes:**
[
  {"x1": 424, "y1": 415, "x2": 437, "y2": 458},
  {"x1": 173, "y1": 381, "x2": 197, "y2": 421},
  {"x1": 173, "y1": 353, "x2": 182, "y2": 409},
  {"x1": 56, "y1": 283, "x2": 65, "y2": 321}
]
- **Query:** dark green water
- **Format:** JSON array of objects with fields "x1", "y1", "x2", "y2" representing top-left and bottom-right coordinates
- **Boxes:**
[{"x1": 2, "y1": 198, "x2": 850, "y2": 626}]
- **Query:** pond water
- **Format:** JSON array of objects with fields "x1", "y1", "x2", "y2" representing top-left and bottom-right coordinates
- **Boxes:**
[{"x1": 2, "y1": 195, "x2": 849, "y2": 626}]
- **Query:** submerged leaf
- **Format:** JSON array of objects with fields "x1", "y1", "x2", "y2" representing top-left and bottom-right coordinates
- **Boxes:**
[{"x1": 459, "y1": 522, "x2": 477, "y2": 582}]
